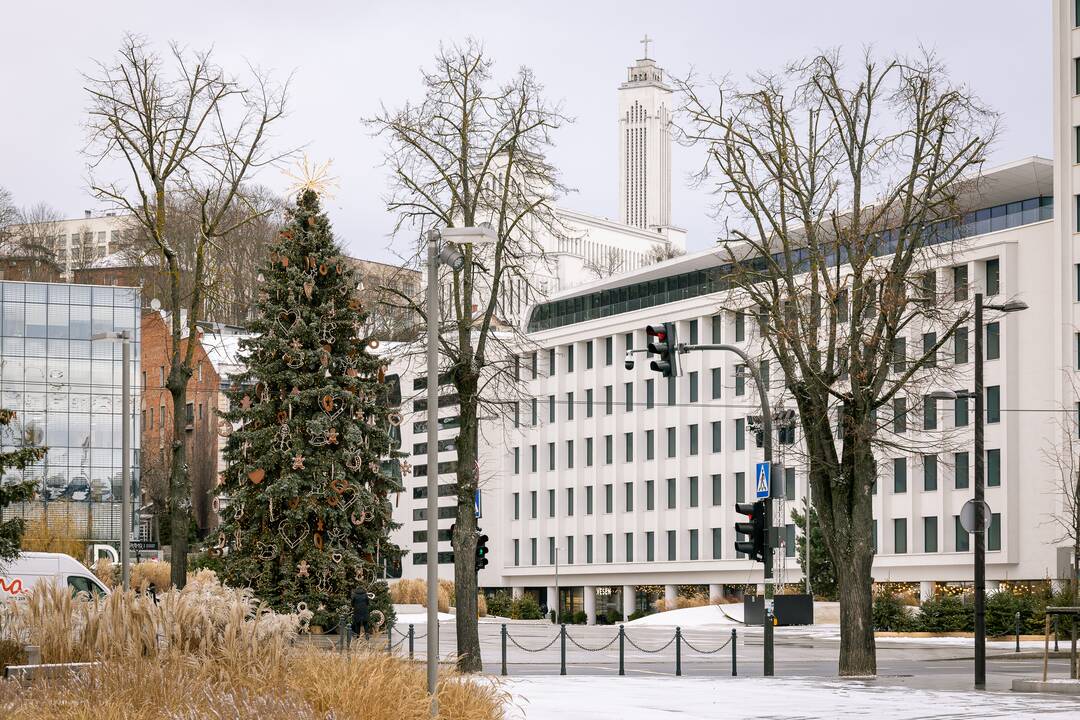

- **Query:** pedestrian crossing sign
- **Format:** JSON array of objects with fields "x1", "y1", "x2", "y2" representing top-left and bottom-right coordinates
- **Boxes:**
[{"x1": 755, "y1": 462, "x2": 771, "y2": 499}]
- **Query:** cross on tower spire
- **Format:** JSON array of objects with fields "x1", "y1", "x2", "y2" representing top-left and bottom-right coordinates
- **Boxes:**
[{"x1": 640, "y1": 34, "x2": 653, "y2": 59}]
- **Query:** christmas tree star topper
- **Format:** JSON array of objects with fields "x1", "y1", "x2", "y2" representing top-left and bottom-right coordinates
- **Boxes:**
[{"x1": 283, "y1": 154, "x2": 339, "y2": 198}]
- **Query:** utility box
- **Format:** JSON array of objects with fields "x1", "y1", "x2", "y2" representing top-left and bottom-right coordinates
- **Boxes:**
[{"x1": 744, "y1": 594, "x2": 815, "y2": 626}]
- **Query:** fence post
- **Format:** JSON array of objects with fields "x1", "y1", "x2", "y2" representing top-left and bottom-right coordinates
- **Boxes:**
[
  {"x1": 560, "y1": 624, "x2": 567, "y2": 676},
  {"x1": 1015, "y1": 611, "x2": 1021, "y2": 653},
  {"x1": 501, "y1": 624, "x2": 508, "y2": 677},
  {"x1": 1056, "y1": 615, "x2": 1060, "y2": 653},
  {"x1": 619, "y1": 625, "x2": 625, "y2": 676},
  {"x1": 675, "y1": 627, "x2": 682, "y2": 677},
  {"x1": 409, "y1": 624, "x2": 415, "y2": 660},
  {"x1": 731, "y1": 628, "x2": 737, "y2": 677},
  {"x1": 387, "y1": 624, "x2": 393, "y2": 653}
]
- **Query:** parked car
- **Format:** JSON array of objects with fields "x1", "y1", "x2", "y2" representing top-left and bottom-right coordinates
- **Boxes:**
[{"x1": 0, "y1": 552, "x2": 109, "y2": 599}]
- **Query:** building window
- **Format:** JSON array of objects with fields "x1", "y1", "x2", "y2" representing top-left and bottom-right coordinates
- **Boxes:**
[
  {"x1": 645, "y1": 429, "x2": 654, "y2": 460},
  {"x1": 586, "y1": 388, "x2": 594, "y2": 417},
  {"x1": 567, "y1": 488, "x2": 574, "y2": 516},
  {"x1": 587, "y1": 535, "x2": 594, "y2": 563},
  {"x1": 645, "y1": 379, "x2": 655, "y2": 408},
  {"x1": 586, "y1": 437, "x2": 594, "y2": 467},
  {"x1": 567, "y1": 440, "x2": 575, "y2": 469},
  {"x1": 759, "y1": 360, "x2": 770, "y2": 390},
  {"x1": 667, "y1": 376, "x2": 676, "y2": 405},
  {"x1": 923, "y1": 516, "x2": 939, "y2": 553},
  {"x1": 530, "y1": 491, "x2": 537, "y2": 518},
  {"x1": 711, "y1": 528, "x2": 722, "y2": 559},
  {"x1": 987, "y1": 448, "x2": 1001, "y2": 487},
  {"x1": 548, "y1": 489, "x2": 556, "y2": 517},
  {"x1": 689, "y1": 529, "x2": 699, "y2": 560},
  {"x1": 625, "y1": 533, "x2": 634, "y2": 562},
  {"x1": 646, "y1": 479, "x2": 655, "y2": 511},
  {"x1": 513, "y1": 448, "x2": 520, "y2": 474},
  {"x1": 689, "y1": 371, "x2": 699, "y2": 403},
  {"x1": 711, "y1": 421, "x2": 722, "y2": 452},
  {"x1": 567, "y1": 392, "x2": 575, "y2": 421},
  {"x1": 981, "y1": 318, "x2": 1001, "y2": 361},
  {"x1": 923, "y1": 396, "x2": 937, "y2": 431},
  {"x1": 685, "y1": 475, "x2": 698, "y2": 508},
  {"x1": 604, "y1": 483, "x2": 613, "y2": 513},
  {"x1": 711, "y1": 473, "x2": 722, "y2": 505},
  {"x1": 954, "y1": 326, "x2": 969, "y2": 364},
  {"x1": 922, "y1": 332, "x2": 937, "y2": 368},
  {"x1": 955, "y1": 396, "x2": 969, "y2": 427},
  {"x1": 735, "y1": 419, "x2": 745, "y2": 451},
  {"x1": 986, "y1": 385, "x2": 1001, "y2": 423},
  {"x1": 605, "y1": 533, "x2": 614, "y2": 563},
  {"x1": 735, "y1": 365, "x2": 746, "y2": 396},
  {"x1": 711, "y1": 367, "x2": 722, "y2": 399},
  {"x1": 514, "y1": 539, "x2": 520, "y2": 566},
  {"x1": 735, "y1": 472, "x2": 745, "y2": 503},
  {"x1": 893, "y1": 457, "x2": 907, "y2": 493},
  {"x1": 735, "y1": 310, "x2": 745, "y2": 341},
  {"x1": 666, "y1": 426, "x2": 676, "y2": 457},
  {"x1": 625, "y1": 432, "x2": 633, "y2": 462},
  {"x1": 985, "y1": 258, "x2": 999, "y2": 296},
  {"x1": 688, "y1": 319, "x2": 699, "y2": 345},
  {"x1": 689, "y1": 424, "x2": 699, "y2": 456},
  {"x1": 625, "y1": 481, "x2": 634, "y2": 512},
  {"x1": 586, "y1": 340, "x2": 594, "y2": 369},
  {"x1": 531, "y1": 398, "x2": 538, "y2": 425},
  {"x1": 893, "y1": 518, "x2": 908, "y2": 554},
  {"x1": 646, "y1": 532, "x2": 655, "y2": 561},
  {"x1": 988, "y1": 513, "x2": 1002, "y2": 551},
  {"x1": 605, "y1": 435, "x2": 613, "y2": 464},
  {"x1": 586, "y1": 486, "x2": 594, "y2": 515},
  {"x1": 923, "y1": 455, "x2": 937, "y2": 491},
  {"x1": 513, "y1": 492, "x2": 520, "y2": 520},
  {"x1": 624, "y1": 332, "x2": 634, "y2": 355},
  {"x1": 666, "y1": 477, "x2": 676, "y2": 509},
  {"x1": 548, "y1": 395, "x2": 555, "y2": 423},
  {"x1": 893, "y1": 398, "x2": 907, "y2": 434},
  {"x1": 955, "y1": 516, "x2": 970, "y2": 552},
  {"x1": 892, "y1": 337, "x2": 907, "y2": 374},
  {"x1": 548, "y1": 442, "x2": 556, "y2": 470},
  {"x1": 625, "y1": 382, "x2": 634, "y2": 411},
  {"x1": 667, "y1": 530, "x2": 677, "y2": 561},
  {"x1": 567, "y1": 344, "x2": 574, "y2": 372},
  {"x1": 953, "y1": 265, "x2": 968, "y2": 302},
  {"x1": 530, "y1": 538, "x2": 537, "y2": 566},
  {"x1": 954, "y1": 451, "x2": 969, "y2": 489},
  {"x1": 605, "y1": 337, "x2": 613, "y2": 365},
  {"x1": 605, "y1": 385, "x2": 613, "y2": 414},
  {"x1": 711, "y1": 314, "x2": 722, "y2": 343},
  {"x1": 784, "y1": 524, "x2": 796, "y2": 558},
  {"x1": 567, "y1": 536, "x2": 575, "y2": 564},
  {"x1": 784, "y1": 467, "x2": 796, "y2": 500}
]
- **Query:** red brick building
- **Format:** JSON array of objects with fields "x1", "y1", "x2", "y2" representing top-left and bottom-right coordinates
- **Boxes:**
[{"x1": 140, "y1": 312, "x2": 251, "y2": 538}]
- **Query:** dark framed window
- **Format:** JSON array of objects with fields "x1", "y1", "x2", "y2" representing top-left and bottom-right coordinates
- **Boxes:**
[
  {"x1": 711, "y1": 473, "x2": 722, "y2": 505},
  {"x1": 646, "y1": 429, "x2": 655, "y2": 460},
  {"x1": 986, "y1": 385, "x2": 1001, "y2": 423},
  {"x1": 646, "y1": 479, "x2": 655, "y2": 511},
  {"x1": 987, "y1": 448, "x2": 1001, "y2": 487},
  {"x1": 689, "y1": 476, "x2": 699, "y2": 507},
  {"x1": 954, "y1": 451, "x2": 969, "y2": 489},
  {"x1": 893, "y1": 518, "x2": 908, "y2": 554},
  {"x1": 735, "y1": 418, "x2": 745, "y2": 450},
  {"x1": 625, "y1": 382, "x2": 634, "y2": 411},
  {"x1": 985, "y1": 322, "x2": 1000, "y2": 361},
  {"x1": 923, "y1": 516, "x2": 939, "y2": 553},
  {"x1": 688, "y1": 424, "x2": 699, "y2": 455},
  {"x1": 923, "y1": 454, "x2": 938, "y2": 491},
  {"x1": 955, "y1": 516, "x2": 970, "y2": 552},
  {"x1": 954, "y1": 326, "x2": 969, "y2": 364},
  {"x1": 666, "y1": 477, "x2": 676, "y2": 509},
  {"x1": 985, "y1": 258, "x2": 1000, "y2": 296},
  {"x1": 711, "y1": 367, "x2": 722, "y2": 399},
  {"x1": 711, "y1": 421, "x2": 722, "y2": 452},
  {"x1": 893, "y1": 457, "x2": 907, "y2": 493}
]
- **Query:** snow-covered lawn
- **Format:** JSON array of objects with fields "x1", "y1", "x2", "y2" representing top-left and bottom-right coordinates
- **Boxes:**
[
  {"x1": 625, "y1": 604, "x2": 743, "y2": 627},
  {"x1": 501, "y1": 676, "x2": 1080, "y2": 719}
]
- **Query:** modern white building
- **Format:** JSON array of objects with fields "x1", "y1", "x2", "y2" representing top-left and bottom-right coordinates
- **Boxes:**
[
  {"x1": 390, "y1": 15, "x2": 1079, "y2": 623},
  {"x1": 5, "y1": 210, "x2": 131, "y2": 281}
]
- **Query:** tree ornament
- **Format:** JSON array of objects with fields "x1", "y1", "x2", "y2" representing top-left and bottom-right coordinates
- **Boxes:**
[
  {"x1": 247, "y1": 468, "x2": 265, "y2": 484},
  {"x1": 292, "y1": 454, "x2": 305, "y2": 470},
  {"x1": 327, "y1": 428, "x2": 339, "y2": 445},
  {"x1": 240, "y1": 395, "x2": 252, "y2": 410},
  {"x1": 297, "y1": 560, "x2": 310, "y2": 577}
]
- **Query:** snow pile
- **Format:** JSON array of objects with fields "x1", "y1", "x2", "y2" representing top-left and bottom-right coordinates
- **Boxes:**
[
  {"x1": 625, "y1": 603, "x2": 743, "y2": 627},
  {"x1": 501, "y1": 676, "x2": 1080, "y2": 719},
  {"x1": 393, "y1": 608, "x2": 455, "y2": 624}
]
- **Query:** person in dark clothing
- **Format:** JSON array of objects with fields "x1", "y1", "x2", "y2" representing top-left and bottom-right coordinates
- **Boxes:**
[{"x1": 351, "y1": 587, "x2": 371, "y2": 639}]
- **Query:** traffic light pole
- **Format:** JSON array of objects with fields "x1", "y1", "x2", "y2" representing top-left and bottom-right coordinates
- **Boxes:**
[{"x1": 683, "y1": 343, "x2": 774, "y2": 676}]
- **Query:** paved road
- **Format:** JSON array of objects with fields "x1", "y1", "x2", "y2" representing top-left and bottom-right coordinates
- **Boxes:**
[{"x1": 379, "y1": 620, "x2": 1079, "y2": 693}]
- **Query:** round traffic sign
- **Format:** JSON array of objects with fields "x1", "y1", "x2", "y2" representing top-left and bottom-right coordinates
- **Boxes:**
[{"x1": 959, "y1": 499, "x2": 992, "y2": 533}]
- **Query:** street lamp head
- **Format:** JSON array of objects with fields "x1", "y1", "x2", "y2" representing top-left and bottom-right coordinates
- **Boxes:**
[
  {"x1": 997, "y1": 300, "x2": 1028, "y2": 314},
  {"x1": 927, "y1": 390, "x2": 957, "y2": 400}
]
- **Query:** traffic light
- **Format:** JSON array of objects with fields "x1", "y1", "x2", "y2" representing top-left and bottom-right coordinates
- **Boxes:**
[
  {"x1": 734, "y1": 500, "x2": 766, "y2": 562},
  {"x1": 646, "y1": 322, "x2": 680, "y2": 378},
  {"x1": 475, "y1": 531, "x2": 489, "y2": 572}
]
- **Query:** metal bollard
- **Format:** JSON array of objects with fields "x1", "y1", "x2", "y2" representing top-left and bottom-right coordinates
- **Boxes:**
[
  {"x1": 1016, "y1": 611, "x2": 1021, "y2": 653},
  {"x1": 387, "y1": 625, "x2": 393, "y2": 653},
  {"x1": 675, "y1": 626, "x2": 682, "y2": 677},
  {"x1": 731, "y1": 628, "x2": 737, "y2": 677},
  {"x1": 618, "y1": 625, "x2": 625, "y2": 676},
  {"x1": 409, "y1": 624, "x2": 415, "y2": 660},
  {"x1": 560, "y1": 624, "x2": 567, "y2": 676},
  {"x1": 1056, "y1": 616, "x2": 1060, "y2": 652},
  {"x1": 501, "y1": 624, "x2": 508, "y2": 676}
]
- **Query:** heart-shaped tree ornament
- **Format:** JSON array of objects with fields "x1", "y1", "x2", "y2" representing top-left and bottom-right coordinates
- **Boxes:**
[
  {"x1": 279, "y1": 522, "x2": 309, "y2": 549},
  {"x1": 248, "y1": 468, "x2": 265, "y2": 484}
]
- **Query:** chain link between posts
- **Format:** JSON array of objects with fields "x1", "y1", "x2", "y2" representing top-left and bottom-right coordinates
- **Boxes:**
[
  {"x1": 623, "y1": 633, "x2": 677, "y2": 654},
  {"x1": 505, "y1": 631, "x2": 562, "y2": 653},
  {"x1": 680, "y1": 633, "x2": 733, "y2": 654},
  {"x1": 565, "y1": 631, "x2": 620, "y2": 652}
]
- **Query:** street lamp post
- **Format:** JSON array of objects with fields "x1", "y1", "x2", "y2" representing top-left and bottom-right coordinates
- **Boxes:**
[
  {"x1": 423, "y1": 226, "x2": 495, "y2": 717},
  {"x1": 932, "y1": 292, "x2": 1026, "y2": 690},
  {"x1": 90, "y1": 330, "x2": 132, "y2": 590}
]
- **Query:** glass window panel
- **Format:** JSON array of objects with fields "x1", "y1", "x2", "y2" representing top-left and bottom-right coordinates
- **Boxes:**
[
  {"x1": 69, "y1": 306, "x2": 91, "y2": 338},
  {"x1": 91, "y1": 305, "x2": 112, "y2": 335},
  {"x1": 3, "y1": 303, "x2": 25, "y2": 337}
]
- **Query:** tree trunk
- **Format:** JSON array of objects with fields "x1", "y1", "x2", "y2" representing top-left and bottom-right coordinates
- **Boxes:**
[
  {"x1": 168, "y1": 365, "x2": 190, "y2": 589},
  {"x1": 453, "y1": 368, "x2": 481, "y2": 672}
]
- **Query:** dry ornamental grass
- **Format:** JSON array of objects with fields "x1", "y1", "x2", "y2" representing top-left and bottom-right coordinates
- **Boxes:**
[{"x1": 0, "y1": 573, "x2": 505, "y2": 719}]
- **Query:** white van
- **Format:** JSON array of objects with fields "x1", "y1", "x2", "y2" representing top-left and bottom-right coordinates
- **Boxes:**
[{"x1": 0, "y1": 552, "x2": 109, "y2": 599}]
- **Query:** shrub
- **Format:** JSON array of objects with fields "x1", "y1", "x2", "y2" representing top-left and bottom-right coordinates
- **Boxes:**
[
  {"x1": 654, "y1": 596, "x2": 709, "y2": 613},
  {"x1": 188, "y1": 549, "x2": 225, "y2": 577},
  {"x1": 627, "y1": 609, "x2": 650, "y2": 621},
  {"x1": 19, "y1": 514, "x2": 87, "y2": 560},
  {"x1": 0, "y1": 638, "x2": 26, "y2": 672},
  {"x1": 985, "y1": 590, "x2": 1039, "y2": 636},
  {"x1": 917, "y1": 596, "x2": 973, "y2": 633},
  {"x1": 571, "y1": 611, "x2": 587, "y2": 625},
  {"x1": 604, "y1": 608, "x2": 622, "y2": 625},
  {"x1": 389, "y1": 579, "x2": 450, "y2": 613},
  {"x1": 873, "y1": 593, "x2": 914, "y2": 631},
  {"x1": 486, "y1": 591, "x2": 513, "y2": 618},
  {"x1": 130, "y1": 560, "x2": 172, "y2": 593},
  {"x1": 91, "y1": 558, "x2": 118, "y2": 590},
  {"x1": 512, "y1": 595, "x2": 542, "y2": 620}
]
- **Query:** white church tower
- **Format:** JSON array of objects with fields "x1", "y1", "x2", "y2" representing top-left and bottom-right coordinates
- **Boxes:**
[{"x1": 618, "y1": 35, "x2": 673, "y2": 234}]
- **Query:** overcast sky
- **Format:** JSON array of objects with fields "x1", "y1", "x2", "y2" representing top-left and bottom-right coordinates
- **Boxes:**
[{"x1": 0, "y1": 1, "x2": 1051, "y2": 263}]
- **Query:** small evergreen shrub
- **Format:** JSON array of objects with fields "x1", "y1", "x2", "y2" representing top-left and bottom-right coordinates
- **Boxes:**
[
  {"x1": 917, "y1": 596, "x2": 973, "y2": 632},
  {"x1": 873, "y1": 592, "x2": 915, "y2": 631},
  {"x1": 486, "y1": 591, "x2": 513, "y2": 618}
]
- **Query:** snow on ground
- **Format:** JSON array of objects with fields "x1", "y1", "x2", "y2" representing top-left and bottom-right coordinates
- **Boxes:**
[
  {"x1": 392, "y1": 610, "x2": 455, "y2": 624},
  {"x1": 625, "y1": 603, "x2": 744, "y2": 627},
  {"x1": 501, "y1": 676, "x2": 1080, "y2": 719}
]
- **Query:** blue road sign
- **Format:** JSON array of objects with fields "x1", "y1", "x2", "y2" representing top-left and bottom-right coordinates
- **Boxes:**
[{"x1": 755, "y1": 462, "x2": 771, "y2": 499}]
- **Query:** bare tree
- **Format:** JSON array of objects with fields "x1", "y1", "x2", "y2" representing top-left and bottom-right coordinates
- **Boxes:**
[
  {"x1": 677, "y1": 49, "x2": 995, "y2": 676},
  {"x1": 0, "y1": 198, "x2": 65, "y2": 281},
  {"x1": 645, "y1": 241, "x2": 686, "y2": 265},
  {"x1": 84, "y1": 34, "x2": 290, "y2": 587},
  {"x1": 583, "y1": 246, "x2": 625, "y2": 278},
  {"x1": 368, "y1": 39, "x2": 567, "y2": 672}
]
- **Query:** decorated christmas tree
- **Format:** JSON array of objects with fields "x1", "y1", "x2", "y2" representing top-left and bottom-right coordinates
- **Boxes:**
[{"x1": 217, "y1": 188, "x2": 402, "y2": 630}]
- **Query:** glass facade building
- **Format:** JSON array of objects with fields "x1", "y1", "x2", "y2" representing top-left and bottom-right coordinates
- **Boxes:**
[{"x1": 0, "y1": 281, "x2": 140, "y2": 539}]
